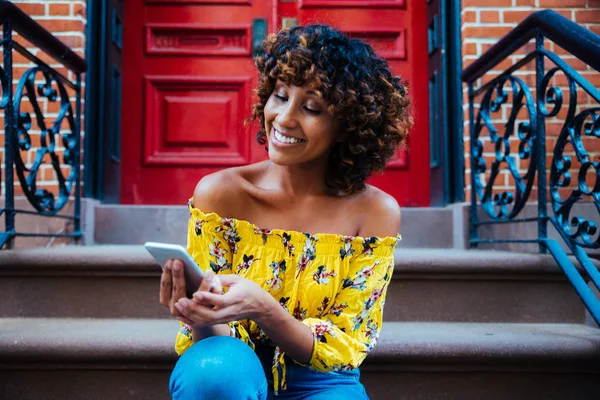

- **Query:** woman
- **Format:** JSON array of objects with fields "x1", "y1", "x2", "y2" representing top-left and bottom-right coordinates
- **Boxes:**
[{"x1": 160, "y1": 24, "x2": 412, "y2": 399}]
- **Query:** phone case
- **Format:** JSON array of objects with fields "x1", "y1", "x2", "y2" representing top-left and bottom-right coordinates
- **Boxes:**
[{"x1": 144, "y1": 242, "x2": 204, "y2": 295}]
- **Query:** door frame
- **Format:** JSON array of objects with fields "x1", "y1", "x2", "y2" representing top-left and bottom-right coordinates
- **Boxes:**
[
  {"x1": 428, "y1": 0, "x2": 464, "y2": 206},
  {"x1": 447, "y1": 0, "x2": 464, "y2": 203},
  {"x1": 85, "y1": 1, "x2": 464, "y2": 205},
  {"x1": 84, "y1": 0, "x2": 123, "y2": 203}
]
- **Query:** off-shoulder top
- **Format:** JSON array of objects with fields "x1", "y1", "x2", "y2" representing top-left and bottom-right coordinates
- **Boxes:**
[{"x1": 175, "y1": 200, "x2": 401, "y2": 394}]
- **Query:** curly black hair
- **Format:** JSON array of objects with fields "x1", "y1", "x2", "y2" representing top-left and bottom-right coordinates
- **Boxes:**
[{"x1": 250, "y1": 24, "x2": 412, "y2": 194}]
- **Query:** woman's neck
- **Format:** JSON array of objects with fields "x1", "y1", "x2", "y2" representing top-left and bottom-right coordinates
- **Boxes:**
[{"x1": 262, "y1": 160, "x2": 331, "y2": 197}]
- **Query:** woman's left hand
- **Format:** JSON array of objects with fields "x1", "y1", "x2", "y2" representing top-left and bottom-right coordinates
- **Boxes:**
[{"x1": 175, "y1": 274, "x2": 273, "y2": 325}]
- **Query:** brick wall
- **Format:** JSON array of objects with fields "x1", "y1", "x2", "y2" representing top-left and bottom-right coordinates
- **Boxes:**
[
  {"x1": 0, "y1": 0, "x2": 86, "y2": 200},
  {"x1": 1, "y1": 1, "x2": 597, "y2": 212},
  {"x1": 461, "y1": 0, "x2": 600, "y2": 206}
]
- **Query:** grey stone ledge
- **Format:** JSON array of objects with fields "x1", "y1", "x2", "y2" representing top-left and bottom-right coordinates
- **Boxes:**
[
  {"x1": 1, "y1": 245, "x2": 598, "y2": 279},
  {"x1": 1, "y1": 318, "x2": 598, "y2": 370},
  {"x1": 393, "y1": 248, "x2": 600, "y2": 277}
]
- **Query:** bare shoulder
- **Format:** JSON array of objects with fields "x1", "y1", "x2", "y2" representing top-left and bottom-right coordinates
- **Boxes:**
[
  {"x1": 192, "y1": 166, "x2": 250, "y2": 216},
  {"x1": 355, "y1": 185, "x2": 401, "y2": 238}
]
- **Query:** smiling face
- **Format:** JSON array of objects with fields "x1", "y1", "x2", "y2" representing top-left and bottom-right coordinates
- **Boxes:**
[{"x1": 263, "y1": 80, "x2": 342, "y2": 167}]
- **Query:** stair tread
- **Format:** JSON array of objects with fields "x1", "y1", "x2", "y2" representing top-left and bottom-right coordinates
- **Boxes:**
[
  {"x1": 1, "y1": 318, "x2": 598, "y2": 364},
  {"x1": 393, "y1": 248, "x2": 600, "y2": 274},
  {"x1": 374, "y1": 321, "x2": 600, "y2": 363},
  {"x1": 2, "y1": 245, "x2": 596, "y2": 276}
]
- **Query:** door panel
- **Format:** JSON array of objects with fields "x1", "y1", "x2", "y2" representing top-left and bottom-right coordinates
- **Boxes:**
[
  {"x1": 292, "y1": 0, "x2": 430, "y2": 205},
  {"x1": 122, "y1": 0, "x2": 429, "y2": 206},
  {"x1": 122, "y1": 0, "x2": 268, "y2": 204}
]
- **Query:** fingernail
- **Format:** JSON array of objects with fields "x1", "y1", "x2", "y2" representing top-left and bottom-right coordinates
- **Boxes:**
[
  {"x1": 173, "y1": 263, "x2": 181, "y2": 271},
  {"x1": 165, "y1": 264, "x2": 171, "y2": 271},
  {"x1": 193, "y1": 293, "x2": 202, "y2": 301},
  {"x1": 174, "y1": 302, "x2": 183, "y2": 312}
]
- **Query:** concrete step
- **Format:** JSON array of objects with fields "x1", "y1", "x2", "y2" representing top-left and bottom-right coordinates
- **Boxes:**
[
  {"x1": 388, "y1": 248, "x2": 591, "y2": 323},
  {"x1": 1, "y1": 318, "x2": 599, "y2": 399},
  {"x1": 0, "y1": 246, "x2": 592, "y2": 323}
]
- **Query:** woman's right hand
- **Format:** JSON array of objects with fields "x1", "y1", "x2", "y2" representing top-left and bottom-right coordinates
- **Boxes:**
[
  {"x1": 159, "y1": 259, "x2": 187, "y2": 318},
  {"x1": 159, "y1": 259, "x2": 224, "y2": 327}
]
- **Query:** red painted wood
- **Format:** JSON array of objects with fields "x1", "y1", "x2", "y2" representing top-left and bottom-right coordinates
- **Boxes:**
[
  {"x1": 292, "y1": 0, "x2": 430, "y2": 206},
  {"x1": 122, "y1": 0, "x2": 430, "y2": 206}
]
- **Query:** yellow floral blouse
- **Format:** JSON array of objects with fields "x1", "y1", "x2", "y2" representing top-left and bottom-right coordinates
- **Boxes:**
[{"x1": 175, "y1": 201, "x2": 401, "y2": 394}]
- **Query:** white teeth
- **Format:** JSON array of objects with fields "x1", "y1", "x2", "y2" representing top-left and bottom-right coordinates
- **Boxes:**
[{"x1": 274, "y1": 129, "x2": 302, "y2": 144}]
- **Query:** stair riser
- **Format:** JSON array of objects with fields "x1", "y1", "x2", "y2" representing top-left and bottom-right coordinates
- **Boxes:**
[
  {"x1": 362, "y1": 370, "x2": 600, "y2": 400},
  {"x1": 0, "y1": 275, "x2": 585, "y2": 323},
  {"x1": 0, "y1": 276, "x2": 165, "y2": 319},
  {"x1": 1, "y1": 369, "x2": 170, "y2": 400},
  {"x1": 3, "y1": 368, "x2": 599, "y2": 400},
  {"x1": 385, "y1": 278, "x2": 585, "y2": 323}
]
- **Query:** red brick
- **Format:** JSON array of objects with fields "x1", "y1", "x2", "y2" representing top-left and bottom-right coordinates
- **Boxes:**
[
  {"x1": 546, "y1": 121, "x2": 565, "y2": 136},
  {"x1": 554, "y1": 73, "x2": 600, "y2": 87},
  {"x1": 53, "y1": 35, "x2": 85, "y2": 48},
  {"x1": 73, "y1": 3, "x2": 86, "y2": 18},
  {"x1": 548, "y1": 42, "x2": 572, "y2": 56},
  {"x1": 462, "y1": 56, "x2": 478, "y2": 69},
  {"x1": 49, "y1": 4, "x2": 70, "y2": 16},
  {"x1": 588, "y1": 25, "x2": 600, "y2": 35},
  {"x1": 462, "y1": 26, "x2": 514, "y2": 39},
  {"x1": 41, "y1": 166, "x2": 73, "y2": 182},
  {"x1": 488, "y1": 58, "x2": 517, "y2": 72},
  {"x1": 11, "y1": 35, "x2": 35, "y2": 49},
  {"x1": 462, "y1": 10, "x2": 477, "y2": 24},
  {"x1": 575, "y1": 9, "x2": 600, "y2": 24},
  {"x1": 539, "y1": 0, "x2": 586, "y2": 6},
  {"x1": 463, "y1": 0, "x2": 512, "y2": 6},
  {"x1": 504, "y1": 10, "x2": 539, "y2": 25},
  {"x1": 462, "y1": 42, "x2": 478, "y2": 55},
  {"x1": 36, "y1": 19, "x2": 85, "y2": 34},
  {"x1": 16, "y1": 3, "x2": 46, "y2": 16},
  {"x1": 13, "y1": 52, "x2": 33, "y2": 65},
  {"x1": 559, "y1": 56, "x2": 591, "y2": 71},
  {"x1": 481, "y1": 10, "x2": 501, "y2": 24},
  {"x1": 515, "y1": 0, "x2": 536, "y2": 5}
]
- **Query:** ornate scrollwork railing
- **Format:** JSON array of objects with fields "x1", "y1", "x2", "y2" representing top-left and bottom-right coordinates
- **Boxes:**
[
  {"x1": 0, "y1": 1, "x2": 86, "y2": 249},
  {"x1": 462, "y1": 9, "x2": 600, "y2": 325}
]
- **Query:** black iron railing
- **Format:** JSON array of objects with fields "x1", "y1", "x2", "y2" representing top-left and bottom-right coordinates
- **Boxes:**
[
  {"x1": 461, "y1": 9, "x2": 600, "y2": 325},
  {"x1": 0, "y1": 1, "x2": 86, "y2": 249}
]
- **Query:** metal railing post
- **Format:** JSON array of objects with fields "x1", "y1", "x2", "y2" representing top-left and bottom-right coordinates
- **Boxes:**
[
  {"x1": 74, "y1": 72, "x2": 82, "y2": 242},
  {"x1": 2, "y1": 21, "x2": 14, "y2": 249},
  {"x1": 535, "y1": 32, "x2": 548, "y2": 253},
  {"x1": 468, "y1": 81, "x2": 479, "y2": 248}
]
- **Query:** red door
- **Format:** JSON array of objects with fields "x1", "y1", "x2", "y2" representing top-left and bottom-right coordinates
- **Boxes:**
[{"x1": 122, "y1": 0, "x2": 429, "y2": 206}]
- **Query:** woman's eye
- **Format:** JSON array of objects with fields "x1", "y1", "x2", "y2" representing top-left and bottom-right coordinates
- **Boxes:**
[
  {"x1": 305, "y1": 107, "x2": 321, "y2": 115},
  {"x1": 274, "y1": 94, "x2": 287, "y2": 101}
]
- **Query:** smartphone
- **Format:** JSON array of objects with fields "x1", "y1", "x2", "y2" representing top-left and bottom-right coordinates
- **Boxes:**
[{"x1": 144, "y1": 242, "x2": 205, "y2": 297}]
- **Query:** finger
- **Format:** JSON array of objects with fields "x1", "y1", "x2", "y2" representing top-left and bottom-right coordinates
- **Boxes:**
[
  {"x1": 215, "y1": 274, "x2": 242, "y2": 287},
  {"x1": 210, "y1": 275, "x2": 223, "y2": 294},
  {"x1": 177, "y1": 298, "x2": 216, "y2": 324},
  {"x1": 171, "y1": 260, "x2": 187, "y2": 302},
  {"x1": 159, "y1": 260, "x2": 173, "y2": 306},
  {"x1": 198, "y1": 270, "x2": 215, "y2": 293},
  {"x1": 206, "y1": 305, "x2": 240, "y2": 325},
  {"x1": 193, "y1": 291, "x2": 231, "y2": 308}
]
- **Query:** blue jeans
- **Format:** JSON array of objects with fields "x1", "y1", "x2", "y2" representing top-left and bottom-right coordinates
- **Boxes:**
[{"x1": 169, "y1": 336, "x2": 370, "y2": 399}]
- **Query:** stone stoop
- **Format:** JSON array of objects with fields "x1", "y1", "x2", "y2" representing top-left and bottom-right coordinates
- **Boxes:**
[
  {"x1": 1, "y1": 245, "x2": 600, "y2": 399},
  {"x1": 0, "y1": 246, "x2": 590, "y2": 322},
  {"x1": 1, "y1": 318, "x2": 599, "y2": 400}
]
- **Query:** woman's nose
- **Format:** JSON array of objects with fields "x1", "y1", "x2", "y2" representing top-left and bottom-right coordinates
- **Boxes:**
[{"x1": 275, "y1": 103, "x2": 299, "y2": 129}]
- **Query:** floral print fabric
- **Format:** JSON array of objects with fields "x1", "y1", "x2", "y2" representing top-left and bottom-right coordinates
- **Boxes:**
[{"x1": 175, "y1": 201, "x2": 401, "y2": 393}]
